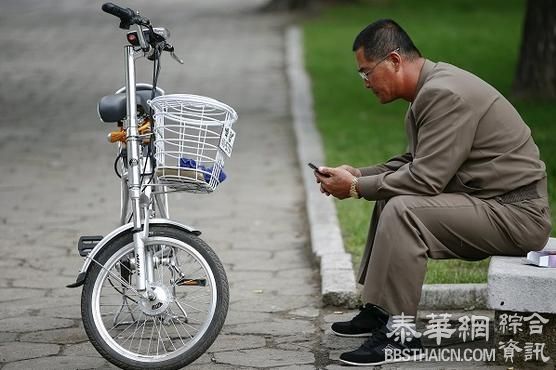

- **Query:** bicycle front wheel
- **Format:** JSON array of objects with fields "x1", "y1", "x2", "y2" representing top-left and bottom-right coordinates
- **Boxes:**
[{"x1": 81, "y1": 226, "x2": 229, "y2": 369}]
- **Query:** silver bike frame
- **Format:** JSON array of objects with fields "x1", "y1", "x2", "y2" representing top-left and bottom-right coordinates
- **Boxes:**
[
  {"x1": 123, "y1": 24, "x2": 155, "y2": 293},
  {"x1": 116, "y1": 83, "x2": 167, "y2": 227},
  {"x1": 124, "y1": 44, "x2": 149, "y2": 292}
]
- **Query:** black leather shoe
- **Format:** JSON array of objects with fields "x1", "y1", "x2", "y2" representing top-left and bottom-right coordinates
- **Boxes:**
[
  {"x1": 339, "y1": 326, "x2": 425, "y2": 366},
  {"x1": 331, "y1": 303, "x2": 389, "y2": 337}
]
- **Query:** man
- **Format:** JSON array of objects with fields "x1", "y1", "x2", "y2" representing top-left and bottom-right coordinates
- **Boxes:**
[{"x1": 314, "y1": 19, "x2": 551, "y2": 366}]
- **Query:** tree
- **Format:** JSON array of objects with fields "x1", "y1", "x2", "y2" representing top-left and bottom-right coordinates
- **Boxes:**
[{"x1": 513, "y1": 0, "x2": 556, "y2": 99}]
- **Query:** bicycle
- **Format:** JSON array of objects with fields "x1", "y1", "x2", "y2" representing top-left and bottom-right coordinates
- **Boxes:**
[{"x1": 67, "y1": 3, "x2": 237, "y2": 369}]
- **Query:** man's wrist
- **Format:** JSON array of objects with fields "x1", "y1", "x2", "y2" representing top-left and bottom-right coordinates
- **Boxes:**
[{"x1": 349, "y1": 176, "x2": 361, "y2": 199}]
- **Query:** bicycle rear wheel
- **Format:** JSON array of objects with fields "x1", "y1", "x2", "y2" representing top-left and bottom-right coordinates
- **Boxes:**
[{"x1": 81, "y1": 225, "x2": 229, "y2": 369}]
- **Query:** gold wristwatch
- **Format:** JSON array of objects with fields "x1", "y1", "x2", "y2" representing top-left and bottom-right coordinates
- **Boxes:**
[{"x1": 349, "y1": 176, "x2": 361, "y2": 199}]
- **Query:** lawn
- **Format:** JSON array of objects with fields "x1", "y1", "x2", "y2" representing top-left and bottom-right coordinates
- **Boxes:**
[{"x1": 303, "y1": 0, "x2": 556, "y2": 283}]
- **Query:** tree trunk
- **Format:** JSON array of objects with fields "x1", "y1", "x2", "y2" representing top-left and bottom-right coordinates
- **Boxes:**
[{"x1": 512, "y1": 0, "x2": 556, "y2": 100}]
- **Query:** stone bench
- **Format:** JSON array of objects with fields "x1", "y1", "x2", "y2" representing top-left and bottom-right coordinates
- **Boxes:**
[{"x1": 487, "y1": 237, "x2": 556, "y2": 366}]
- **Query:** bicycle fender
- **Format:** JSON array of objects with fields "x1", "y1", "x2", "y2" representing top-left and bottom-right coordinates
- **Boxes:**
[{"x1": 67, "y1": 218, "x2": 201, "y2": 288}]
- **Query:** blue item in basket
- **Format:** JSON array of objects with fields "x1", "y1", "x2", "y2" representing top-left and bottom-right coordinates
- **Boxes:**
[{"x1": 179, "y1": 158, "x2": 227, "y2": 183}]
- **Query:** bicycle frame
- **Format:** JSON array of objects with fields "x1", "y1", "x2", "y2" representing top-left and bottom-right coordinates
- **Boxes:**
[
  {"x1": 67, "y1": 23, "x2": 199, "y2": 291},
  {"x1": 115, "y1": 83, "x2": 167, "y2": 226},
  {"x1": 70, "y1": 6, "x2": 232, "y2": 366}
]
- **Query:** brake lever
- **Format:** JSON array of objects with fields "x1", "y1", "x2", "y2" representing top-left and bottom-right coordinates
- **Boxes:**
[
  {"x1": 164, "y1": 43, "x2": 184, "y2": 64},
  {"x1": 135, "y1": 24, "x2": 149, "y2": 52},
  {"x1": 171, "y1": 51, "x2": 184, "y2": 64}
]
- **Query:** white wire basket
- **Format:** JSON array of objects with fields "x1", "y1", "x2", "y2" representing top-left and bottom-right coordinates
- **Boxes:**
[{"x1": 148, "y1": 94, "x2": 238, "y2": 193}]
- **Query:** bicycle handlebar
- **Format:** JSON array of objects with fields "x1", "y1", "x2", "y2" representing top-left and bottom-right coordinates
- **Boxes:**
[
  {"x1": 102, "y1": 3, "x2": 134, "y2": 21},
  {"x1": 102, "y1": 3, "x2": 183, "y2": 63},
  {"x1": 102, "y1": 2, "x2": 149, "y2": 29}
]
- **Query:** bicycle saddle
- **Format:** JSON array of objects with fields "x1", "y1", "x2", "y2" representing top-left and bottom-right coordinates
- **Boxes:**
[{"x1": 97, "y1": 89, "x2": 162, "y2": 123}]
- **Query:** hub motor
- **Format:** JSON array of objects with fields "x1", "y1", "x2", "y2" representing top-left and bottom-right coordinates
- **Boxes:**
[{"x1": 139, "y1": 283, "x2": 173, "y2": 316}]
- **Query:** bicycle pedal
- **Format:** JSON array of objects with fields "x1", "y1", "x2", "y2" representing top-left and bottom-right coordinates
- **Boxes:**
[
  {"x1": 77, "y1": 235, "x2": 103, "y2": 257},
  {"x1": 175, "y1": 277, "x2": 207, "y2": 287}
]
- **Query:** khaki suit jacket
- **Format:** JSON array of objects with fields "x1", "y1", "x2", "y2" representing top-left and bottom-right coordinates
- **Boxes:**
[{"x1": 357, "y1": 59, "x2": 547, "y2": 201}]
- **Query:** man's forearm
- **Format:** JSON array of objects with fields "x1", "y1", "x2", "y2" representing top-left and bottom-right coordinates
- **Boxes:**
[{"x1": 358, "y1": 152, "x2": 413, "y2": 177}]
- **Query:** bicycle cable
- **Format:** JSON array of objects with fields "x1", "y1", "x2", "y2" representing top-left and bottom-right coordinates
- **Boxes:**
[
  {"x1": 144, "y1": 43, "x2": 161, "y2": 193},
  {"x1": 113, "y1": 151, "x2": 123, "y2": 179},
  {"x1": 149, "y1": 42, "x2": 161, "y2": 117},
  {"x1": 107, "y1": 276, "x2": 138, "y2": 304}
]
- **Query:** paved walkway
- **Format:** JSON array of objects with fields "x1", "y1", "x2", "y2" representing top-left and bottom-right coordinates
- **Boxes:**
[{"x1": 0, "y1": 0, "x2": 325, "y2": 368}]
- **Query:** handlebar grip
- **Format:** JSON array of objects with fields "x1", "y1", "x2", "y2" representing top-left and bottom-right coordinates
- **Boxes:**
[{"x1": 102, "y1": 2, "x2": 135, "y2": 21}]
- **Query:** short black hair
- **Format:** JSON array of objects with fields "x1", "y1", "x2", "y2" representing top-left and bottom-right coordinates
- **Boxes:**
[{"x1": 353, "y1": 19, "x2": 421, "y2": 61}]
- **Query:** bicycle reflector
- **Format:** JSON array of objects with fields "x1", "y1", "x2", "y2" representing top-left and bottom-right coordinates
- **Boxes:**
[
  {"x1": 126, "y1": 29, "x2": 152, "y2": 47},
  {"x1": 77, "y1": 235, "x2": 103, "y2": 257}
]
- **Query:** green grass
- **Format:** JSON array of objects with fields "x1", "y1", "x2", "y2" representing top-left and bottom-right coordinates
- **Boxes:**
[{"x1": 303, "y1": 0, "x2": 556, "y2": 284}]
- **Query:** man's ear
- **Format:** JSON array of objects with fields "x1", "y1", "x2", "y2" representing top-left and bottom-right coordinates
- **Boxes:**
[{"x1": 390, "y1": 52, "x2": 401, "y2": 72}]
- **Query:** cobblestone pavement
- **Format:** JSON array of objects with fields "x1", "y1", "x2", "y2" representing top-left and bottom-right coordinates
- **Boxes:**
[
  {"x1": 0, "y1": 0, "x2": 326, "y2": 368},
  {"x1": 0, "y1": 0, "x2": 348, "y2": 369},
  {"x1": 0, "y1": 1, "x2": 550, "y2": 369}
]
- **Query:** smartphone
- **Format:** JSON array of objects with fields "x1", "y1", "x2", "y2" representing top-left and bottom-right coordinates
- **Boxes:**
[{"x1": 308, "y1": 162, "x2": 329, "y2": 177}]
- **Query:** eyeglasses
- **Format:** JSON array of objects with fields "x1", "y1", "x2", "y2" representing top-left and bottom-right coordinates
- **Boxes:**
[{"x1": 358, "y1": 47, "x2": 400, "y2": 81}]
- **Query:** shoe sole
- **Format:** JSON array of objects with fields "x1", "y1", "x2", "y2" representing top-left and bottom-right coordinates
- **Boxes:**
[
  {"x1": 330, "y1": 329, "x2": 372, "y2": 338},
  {"x1": 339, "y1": 352, "x2": 426, "y2": 366}
]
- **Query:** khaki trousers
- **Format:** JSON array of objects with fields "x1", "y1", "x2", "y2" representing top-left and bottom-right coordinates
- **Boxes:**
[{"x1": 358, "y1": 179, "x2": 551, "y2": 317}]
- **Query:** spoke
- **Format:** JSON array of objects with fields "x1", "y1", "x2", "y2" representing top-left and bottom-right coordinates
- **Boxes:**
[
  {"x1": 127, "y1": 320, "x2": 145, "y2": 351},
  {"x1": 161, "y1": 245, "x2": 166, "y2": 284},
  {"x1": 109, "y1": 294, "x2": 140, "y2": 327},
  {"x1": 180, "y1": 320, "x2": 200, "y2": 334},
  {"x1": 90, "y1": 257, "x2": 141, "y2": 296},
  {"x1": 137, "y1": 315, "x2": 149, "y2": 353},
  {"x1": 105, "y1": 301, "x2": 141, "y2": 326},
  {"x1": 181, "y1": 318, "x2": 202, "y2": 325},
  {"x1": 175, "y1": 299, "x2": 207, "y2": 314},
  {"x1": 107, "y1": 315, "x2": 139, "y2": 338},
  {"x1": 147, "y1": 317, "x2": 155, "y2": 356},
  {"x1": 176, "y1": 320, "x2": 194, "y2": 339},
  {"x1": 117, "y1": 259, "x2": 134, "y2": 275},
  {"x1": 160, "y1": 320, "x2": 178, "y2": 352},
  {"x1": 122, "y1": 313, "x2": 144, "y2": 348},
  {"x1": 152, "y1": 316, "x2": 167, "y2": 355},
  {"x1": 169, "y1": 316, "x2": 187, "y2": 346},
  {"x1": 174, "y1": 299, "x2": 190, "y2": 319},
  {"x1": 100, "y1": 304, "x2": 139, "y2": 307},
  {"x1": 104, "y1": 301, "x2": 142, "y2": 319},
  {"x1": 180, "y1": 299, "x2": 211, "y2": 305},
  {"x1": 152, "y1": 316, "x2": 160, "y2": 355},
  {"x1": 168, "y1": 307, "x2": 194, "y2": 340},
  {"x1": 182, "y1": 266, "x2": 204, "y2": 279},
  {"x1": 177, "y1": 290, "x2": 210, "y2": 301}
]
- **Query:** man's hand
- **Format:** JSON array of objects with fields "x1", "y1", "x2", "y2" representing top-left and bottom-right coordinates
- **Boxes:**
[
  {"x1": 314, "y1": 166, "x2": 355, "y2": 200},
  {"x1": 339, "y1": 164, "x2": 362, "y2": 177}
]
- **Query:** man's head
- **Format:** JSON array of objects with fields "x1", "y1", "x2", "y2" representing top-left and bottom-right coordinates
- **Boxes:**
[{"x1": 353, "y1": 19, "x2": 423, "y2": 103}]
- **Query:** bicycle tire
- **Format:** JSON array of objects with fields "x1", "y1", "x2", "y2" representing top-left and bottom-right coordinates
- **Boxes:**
[{"x1": 81, "y1": 225, "x2": 229, "y2": 369}]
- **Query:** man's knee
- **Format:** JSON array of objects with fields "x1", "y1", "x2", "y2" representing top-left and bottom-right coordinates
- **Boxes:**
[{"x1": 380, "y1": 195, "x2": 421, "y2": 222}]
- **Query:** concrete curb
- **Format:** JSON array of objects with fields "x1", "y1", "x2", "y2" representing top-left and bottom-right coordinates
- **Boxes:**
[
  {"x1": 286, "y1": 26, "x2": 359, "y2": 308},
  {"x1": 285, "y1": 25, "x2": 487, "y2": 310},
  {"x1": 420, "y1": 283, "x2": 487, "y2": 310}
]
